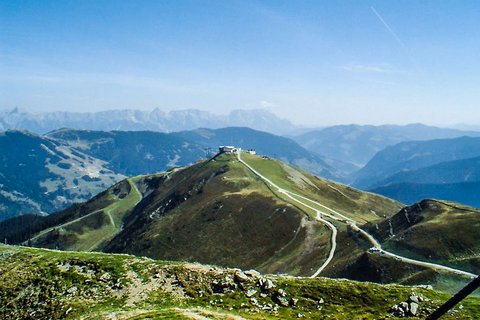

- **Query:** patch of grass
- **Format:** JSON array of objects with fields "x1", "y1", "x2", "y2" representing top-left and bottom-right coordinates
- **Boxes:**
[
  {"x1": 370, "y1": 199, "x2": 480, "y2": 275},
  {"x1": 27, "y1": 178, "x2": 143, "y2": 252},
  {"x1": 241, "y1": 154, "x2": 403, "y2": 224},
  {"x1": 1, "y1": 244, "x2": 479, "y2": 319}
]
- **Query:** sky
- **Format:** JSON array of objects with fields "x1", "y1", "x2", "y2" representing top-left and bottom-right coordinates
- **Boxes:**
[{"x1": 1, "y1": 0, "x2": 480, "y2": 126}]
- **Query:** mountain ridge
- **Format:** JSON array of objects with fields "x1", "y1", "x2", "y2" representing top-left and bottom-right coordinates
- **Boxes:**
[
  {"x1": 0, "y1": 107, "x2": 298, "y2": 135},
  {"x1": 292, "y1": 123, "x2": 480, "y2": 170},
  {"x1": 353, "y1": 136, "x2": 480, "y2": 189}
]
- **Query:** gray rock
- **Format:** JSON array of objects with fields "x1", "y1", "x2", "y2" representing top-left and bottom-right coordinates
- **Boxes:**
[
  {"x1": 389, "y1": 304, "x2": 399, "y2": 312},
  {"x1": 245, "y1": 269, "x2": 261, "y2": 278},
  {"x1": 246, "y1": 289, "x2": 257, "y2": 297},
  {"x1": 258, "y1": 278, "x2": 276, "y2": 291},
  {"x1": 265, "y1": 279, "x2": 276, "y2": 290},
  {"x1": 234, "y1": 271, "x2": 250, "y2": 283},
  {"x1": 66, "y1": 286, "x2": 78, "y2": 295},
  {"x1": 290, "y1": 298, "x2": 299, "y2": 306},
  {"x1": 400, "y1": 301, "x2": 409, "y2": 312},
  {"x1": 409, "y1": 294, "x2": 419, "y2": 304},
  {"x1": 276, "y1": 296, "x2": 290, "y2": 307},
  {"x1": 277, "y1": 288, "x2": 287, "y2": 297},
  {"x1": 100, "y1": 272, "x2": 111, "y2": 282},
  {"x1": 409, "y1": 302, "x2": 419, "y2": 316}
]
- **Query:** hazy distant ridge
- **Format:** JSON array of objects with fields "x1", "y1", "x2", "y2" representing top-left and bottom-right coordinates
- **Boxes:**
[{"x1": 0, "y1": 108, "x2": 297, "y2": 135}]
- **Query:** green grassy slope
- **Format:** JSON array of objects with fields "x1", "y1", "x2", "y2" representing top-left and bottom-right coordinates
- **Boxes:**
[
  {"x1": 25, "y1": 178, "x2": 141, "y2": 251},
  {"x1": 241, "y1": 153, "x2": 403, "y2": 224},
  {"x1": 367, "y1": 199, "x2": 480, "y2": 275},
  {"x1": 240, "y1": 154, "x2": 479, "y2": 292},
  {"x1": 1, "y1": 244, "x2": 479, "y2": 319},
  {"x1": 105, "y1": 153, "x2": 329, "y2": 276}
]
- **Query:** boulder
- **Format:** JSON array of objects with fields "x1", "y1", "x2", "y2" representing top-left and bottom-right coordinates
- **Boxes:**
[
  {"x1": 400, "y1": 301, "x2": 409, "y2": 312},
  {"x1": 245, "y1": 270, "x2": 261, "y2": 278},
  {"x1": 409, "y1": 302, "x2": 419, "y2": 316},
  {"x1": 258, "y1": 278, "x2": 276, "y2": 291},
  {"x1": 277, "y1": 288, "x2": 287, "y2": 297},
  {"x1": 246, "y1": 289, "x2": 257, "y2": 298},
  {"x1": 234, "y1": 271, "x2": 250, "y2": 283},
  {"x1": 275, "y1": 296, "x2": 290, "y2": 307},
  {"x1": 408, "y1": 294, "x2": 419, "y2": 304},
  {"x1": 290, "y1": 297, "x2": 299, "y2": 306}
]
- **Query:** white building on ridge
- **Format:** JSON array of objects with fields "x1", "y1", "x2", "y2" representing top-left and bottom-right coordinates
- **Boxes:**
[{"x1": 218, "y1": 145, "x2": 238, "y2": 153}]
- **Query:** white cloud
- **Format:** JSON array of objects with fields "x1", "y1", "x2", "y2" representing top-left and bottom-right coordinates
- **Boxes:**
[
  {"x1": 341, "y1": 64, "x2": 408, "y2": 75},
  {"x1": 260, "y1": 100, "x2": 276, "y2": 108}
]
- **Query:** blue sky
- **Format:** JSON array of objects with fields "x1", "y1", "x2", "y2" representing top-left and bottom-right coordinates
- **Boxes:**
[{"x1": 1, "y1": 0, "x2": 479, "y2": 126}]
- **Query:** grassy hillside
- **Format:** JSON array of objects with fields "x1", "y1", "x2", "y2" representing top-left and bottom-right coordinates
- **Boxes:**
[
  {"x1": 25, "y1": 177, "x2": 141, "y2": 252},
  {"x1": 241, "y1": 153, "x2": 403, "y2": 224},
  {"x1": 11, "y1": 153, "x2": 329, "y2": 276},
  {"x1": 105, "y1": 153, "x2": 328, "y2": 276},
  {"x1": 240, "y1": 154, "x2": 479, "y2": 291},
  {"x1": 175, "y1": 127, "x2": 346, "y2": 180},
  {"x1": 1, "y1": 244, "x2": 479, "y2": 319},
  {"x1": 367, "y1": 199, "x2": 480, "y2": 275}
]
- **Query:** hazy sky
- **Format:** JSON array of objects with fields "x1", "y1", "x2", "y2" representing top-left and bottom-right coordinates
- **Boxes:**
[{"x1": 1, "y1": 1, "x2": 480, "y2": 126}]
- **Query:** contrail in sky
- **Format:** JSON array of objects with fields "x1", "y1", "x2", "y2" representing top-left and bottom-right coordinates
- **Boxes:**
[
  {"x1": 370, "y1": 6, "x2": 419, "y2": 71},
  {"x1": 371, "y1": 6, "x2": 406, "y2": 49}
]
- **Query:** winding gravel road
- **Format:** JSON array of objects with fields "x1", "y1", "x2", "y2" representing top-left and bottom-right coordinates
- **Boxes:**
[
  {"x1": 238, "y1": 151, "x2": 477, "y2": 279},
  {"x1": 237, "y1": 152, "x2": 337, "y2": 278}
]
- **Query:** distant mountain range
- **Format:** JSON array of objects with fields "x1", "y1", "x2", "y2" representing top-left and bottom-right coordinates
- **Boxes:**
[
  {"x1": 353, "y1": 136, "x2": 480, "y2": 207},
  {"x1": 292, "y1": 123, "x2": 480, "y2": 168},
  {"x1": 370, "y1": 182, "x2": 480, "y2": 208},
  {"x1": 354, "y1": 136, "x2": 480, "y2": 189},
  {"x1": 0, "y1": 127, "x2": 340, "y2": 220},
  {"x1": 0, "y1": 130, "x2": 125, "y2": 221},
  {"x1": 0, "y1": 107, "x2": 298, "y2": 135}
]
